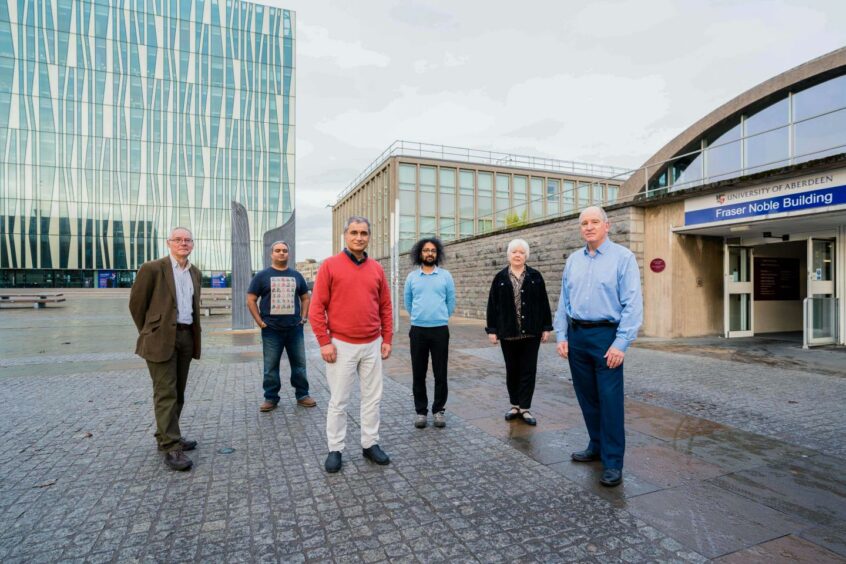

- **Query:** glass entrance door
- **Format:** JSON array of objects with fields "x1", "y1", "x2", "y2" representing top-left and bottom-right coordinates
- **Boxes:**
[
  {"x1": 724, "y1": 244, "x2": 754, "y2": 338},
  {"x1": 805, "y1": 238, "x2": 837, "y2": 347}
]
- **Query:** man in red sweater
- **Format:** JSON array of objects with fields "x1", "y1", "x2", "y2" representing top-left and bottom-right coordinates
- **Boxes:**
[{"x1": 310, "y1": 216, "x2": 394, "y2": 473}]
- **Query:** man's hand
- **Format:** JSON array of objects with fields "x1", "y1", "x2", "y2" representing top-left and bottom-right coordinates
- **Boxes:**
[
  {"x1": 488, "y1": 333, "x2": 498, "y2": 345},
  {"x1": 381, "y1": 343, "x2": 392, "y2": 359},
  {"x1": 556, "y1": 341, "x2": 569, "y2": 359},
  {"x1": 604, "y1": 346, "x2": 625, "y2": 369},
  {"x1": 541, "y1": 331, "x2": 550, "y2": 343},
  {"x1": 320, "y1": 343, "x2": 337, "y2": 364}
]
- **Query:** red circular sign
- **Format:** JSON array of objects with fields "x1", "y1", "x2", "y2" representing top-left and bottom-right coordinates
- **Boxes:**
[{"x1": 650, "y1": 258, "x2": 666, "y2": 273}]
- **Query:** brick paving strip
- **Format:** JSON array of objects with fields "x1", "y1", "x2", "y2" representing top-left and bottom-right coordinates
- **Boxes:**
[{"x1": 1, "y1": 298, "x2": 844, "y2": 562}]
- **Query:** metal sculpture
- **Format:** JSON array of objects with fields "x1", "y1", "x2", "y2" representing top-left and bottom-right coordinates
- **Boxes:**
[{"x1": 230, "y1": 201, "x2": 252, "y2": 329}]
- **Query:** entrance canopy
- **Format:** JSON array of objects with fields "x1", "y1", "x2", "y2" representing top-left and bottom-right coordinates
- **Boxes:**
[{"x1": 673, "y1": 208, "x2": 846, "y2": 238}]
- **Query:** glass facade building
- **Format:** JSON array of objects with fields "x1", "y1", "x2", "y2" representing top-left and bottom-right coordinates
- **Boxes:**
[
  {"x1": 0, "y1": 0, "x2": 295, "y2": 287},
  {"x1": 646, "y1": 73, "x2": 846, "y2": 194}
]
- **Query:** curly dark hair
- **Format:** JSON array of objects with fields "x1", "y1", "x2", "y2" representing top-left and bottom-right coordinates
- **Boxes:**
[{"x1": 410, "y1": 237, "x2": 445, "y2": 266}]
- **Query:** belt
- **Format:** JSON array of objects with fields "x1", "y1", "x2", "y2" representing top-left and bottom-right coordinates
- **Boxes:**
[
  {"x1": 176, "y1": 323, "x2": 193, "y2": 331},
  {"x1": 570, "y1": 319, "x2": 618, "y2": 329}
]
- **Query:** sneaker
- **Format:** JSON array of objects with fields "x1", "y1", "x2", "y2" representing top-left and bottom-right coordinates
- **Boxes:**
[
  {"x1": 433, "y1": 411, "x2": 446, "y2": 428},
  {"x1": 414, "y1": 414, "x2": 427, "y2": 428}
]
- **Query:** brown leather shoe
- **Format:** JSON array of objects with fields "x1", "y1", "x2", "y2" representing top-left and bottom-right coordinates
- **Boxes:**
[
  {"x1": 164, "y1": 449, "x2": 193, "y2": 471},
  {"x1": 259, "y1": 401, "x2": 278, "y2": 412},
  {"x1": 297, "y1": 396, "x2": 317, "y2": 407}
]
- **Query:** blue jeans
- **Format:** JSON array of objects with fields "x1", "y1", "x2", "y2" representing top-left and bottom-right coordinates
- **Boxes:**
[{"x1": 262, "y1": 324, "x2": 309, "y2": 403}]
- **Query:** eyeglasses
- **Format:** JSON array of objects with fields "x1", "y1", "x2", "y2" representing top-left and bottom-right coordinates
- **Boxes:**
[
  {"x1": 169, "y1": 238, "x2": 194, "y2": 244},
  {"x1": 421, "y1": 249, "x2": 438, "y2": 254}
]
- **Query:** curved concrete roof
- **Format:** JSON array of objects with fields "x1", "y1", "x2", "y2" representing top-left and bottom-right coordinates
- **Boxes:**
[{"x1": 620, "y1": 47, "x2": 846, "y2": 199}]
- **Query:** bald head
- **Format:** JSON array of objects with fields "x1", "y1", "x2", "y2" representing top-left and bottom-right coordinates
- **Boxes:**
[{"x1": 579, "y1": 206, "x2": 610, "y2": 251}]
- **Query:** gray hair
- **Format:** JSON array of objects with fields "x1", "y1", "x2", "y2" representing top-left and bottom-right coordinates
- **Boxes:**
[
  {"x1": 270, "y1": 240, "x2": 289, "y2": 252},
  {"x1": 344, "y1": 215, "x2": 370, "y2": 233},
  {"x1": 579, "y1": 206, "x2": 608, "y2": 222},
  {"x1": 168, "y1": 226, "x2": 193, "y2": 240},
  {"x1": 506, "y1": 238, "x2": 530, "y2": 260},
  {"x1": 344, "y1": 216, "x2": 371, "y2": 232}
]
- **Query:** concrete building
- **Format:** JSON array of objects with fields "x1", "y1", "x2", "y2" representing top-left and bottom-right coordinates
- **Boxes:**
[
  {"x1": 623, "y1": 47, "x2": 846, "y2": 346},
  {"x1": 332, "y1": 141, "x2": 630, "y2": 259},
  {"x1": 295, "y1": 258, "x2": 318, "y2": 282},
  {"x1": 0, "y1": 0, "x2": 296, "y2": 288},
  {"x1": 335, "y1": 48, "x2": 846, "y2": 348}
]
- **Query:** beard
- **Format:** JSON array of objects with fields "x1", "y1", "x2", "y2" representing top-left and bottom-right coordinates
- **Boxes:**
[{"x1": 422, "y1": 256, "x2": 436, "y2": 266}]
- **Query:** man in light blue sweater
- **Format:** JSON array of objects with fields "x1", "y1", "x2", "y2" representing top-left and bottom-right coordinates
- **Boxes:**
[{"x1": 403, "y1": 238, "x2": 456, "y2": 429}]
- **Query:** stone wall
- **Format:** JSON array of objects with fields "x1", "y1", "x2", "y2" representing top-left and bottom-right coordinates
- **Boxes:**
[{"x1": 379, "y1": 205, "x2": 645, "y2": 321}]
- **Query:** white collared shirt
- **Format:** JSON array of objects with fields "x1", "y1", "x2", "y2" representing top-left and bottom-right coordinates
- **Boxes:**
[{"x1": 170, "y1": 255, "x2": 195, "y2": 324}]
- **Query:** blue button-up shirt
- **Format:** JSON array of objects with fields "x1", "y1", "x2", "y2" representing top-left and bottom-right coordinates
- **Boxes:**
[
  {"x1": 404, "y1": 266, "x2": 456, "y2": 327},
  {"x1": 553, "y1": 238, "x2": 643, "y2": 351}
]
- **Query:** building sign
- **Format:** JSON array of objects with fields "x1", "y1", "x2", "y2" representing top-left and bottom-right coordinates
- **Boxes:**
[
  {"x1": 650, "y1": 258, "x2": 666, "y2": 273},
  {"x1": 97, "y1": 271, "x2": 117, "y2": 288},
  {"x1": 684, "y1": 169, "x2": 846, "y2": 226},
  {"x1": 754, "y1": 258, "x2": 800, "y2": 301},
  {"x1": 211, "y1": 272, "x2": 227, "y2": 288}
]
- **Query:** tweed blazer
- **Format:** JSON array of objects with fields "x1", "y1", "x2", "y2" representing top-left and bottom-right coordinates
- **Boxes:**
[{"x1": 129, "y1": 256, "x2": 202, "y2": 362}]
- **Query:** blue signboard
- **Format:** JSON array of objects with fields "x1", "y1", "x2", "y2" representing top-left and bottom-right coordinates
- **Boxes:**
[
  {"x1": 98, "y1": 271, "x2": 117, "y2": 288},
  {"x1": 685, "y1": 184, "x2": 846, "y2": 226},
  {"x1": 211, "y1": 272, "x2": 227, "y2": 288}
]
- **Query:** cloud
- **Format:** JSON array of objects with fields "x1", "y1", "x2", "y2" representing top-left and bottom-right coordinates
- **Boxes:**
[
  {"x1": 297, "y1": 21, "x2": 390, "y2": 68},
  {"x1": 314, "y1": 74, "x2": 670, "y2": 168}
]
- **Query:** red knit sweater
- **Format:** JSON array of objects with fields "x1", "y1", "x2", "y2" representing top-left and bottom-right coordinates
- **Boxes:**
[{"x1": 309, "y1": 252, "x2": 394, "y2": 347}]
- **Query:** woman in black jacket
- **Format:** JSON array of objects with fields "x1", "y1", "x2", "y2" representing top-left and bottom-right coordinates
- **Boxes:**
[{"x1": 485, "y1": 238, "x2": 553, "y2": 425}]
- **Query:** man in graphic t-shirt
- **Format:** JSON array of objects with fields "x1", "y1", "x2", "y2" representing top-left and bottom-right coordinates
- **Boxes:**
[{"x1": 247, "y1": 240, "x2": 316, "y2": 412}]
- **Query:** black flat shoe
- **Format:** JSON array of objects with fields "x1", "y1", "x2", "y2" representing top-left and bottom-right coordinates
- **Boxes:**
[
  {"x1": 571, "y1": 449, "x2": 601, "y2": 462},
  {"x1": 504, "y1": 407, "x2": 520, "y2": 421},
  {"x1": 325, "y1": 451, "x2": 342, "y2": 473},
  {"x1": 520, "y1": 410, "x2": 537, "y2": 426},
  {"x1": 362, "y1": 444, "x2": 390, "y2": 465},
  {"x1": 600, "y1": 468, "x2": 623, "y2": 487}
]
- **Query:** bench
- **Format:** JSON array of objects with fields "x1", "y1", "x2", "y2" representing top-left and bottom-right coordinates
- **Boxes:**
[
  {"x1": 0, "y1": 293, "x2": 66, "y2": 309},
  {"x1": 199, "y1": 293, "x2": 232, "y2": 316}
]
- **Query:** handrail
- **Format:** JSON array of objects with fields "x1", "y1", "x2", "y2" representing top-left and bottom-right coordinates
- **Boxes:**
[{"x1": 335, "y1": 140, "x2": 634, "y2": 203}]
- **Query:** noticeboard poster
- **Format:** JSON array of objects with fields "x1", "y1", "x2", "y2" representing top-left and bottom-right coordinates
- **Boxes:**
[{"x1": 754, "y1": 258, "x2": 800, "y2": 301}]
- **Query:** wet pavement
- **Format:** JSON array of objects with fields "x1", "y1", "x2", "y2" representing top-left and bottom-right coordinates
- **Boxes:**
[{"x1": 0, "y1": 290, "x2": 845, "y2": 562}]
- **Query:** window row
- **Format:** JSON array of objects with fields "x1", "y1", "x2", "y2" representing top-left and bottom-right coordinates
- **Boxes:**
[
  {"x1": 0, "y1": 56, "x2": 295, "y2": 99},
  {"x1": 0, "y1": 128, "x2": 295, "y2": 163},
  {"x1": 0, "y1": 24, "x2": 292, "y2": 68},
  {"x1": 1, "y1": 2, "x2": 293, "y2": 38},
  {"x1": 652, "y1": 74, "x2": 846, "y2": 192}
]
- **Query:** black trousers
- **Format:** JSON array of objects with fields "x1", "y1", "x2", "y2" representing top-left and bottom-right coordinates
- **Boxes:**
[
  {"x1": 500, "y1": 336, "x2": 541, "y2": 410},
  {"x1": 409, "y1": 325, "x2": 449, "y2": 415}
]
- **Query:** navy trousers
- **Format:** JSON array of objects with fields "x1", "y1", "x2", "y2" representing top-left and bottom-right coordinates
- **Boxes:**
[{"x1": 567, "y1": 324, "x2": 625, "y2": 470}]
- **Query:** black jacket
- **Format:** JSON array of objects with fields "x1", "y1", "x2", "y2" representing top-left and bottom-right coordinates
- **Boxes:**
[{"x1": 485, "y1": 266, "x2": 553, "y2": 338}]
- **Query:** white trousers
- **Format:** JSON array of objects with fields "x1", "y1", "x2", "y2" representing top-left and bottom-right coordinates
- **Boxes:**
[{"x1": 325, "y1": 337, "x2": 383, "y2": 452}]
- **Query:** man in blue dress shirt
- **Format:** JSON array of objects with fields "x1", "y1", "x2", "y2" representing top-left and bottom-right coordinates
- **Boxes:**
[
  {"x1": 554, "y1": 206, "x2": 643, "y2": 487},
  {"x1": 404, "y1": 238, "x2": 456, "y2": 429}
]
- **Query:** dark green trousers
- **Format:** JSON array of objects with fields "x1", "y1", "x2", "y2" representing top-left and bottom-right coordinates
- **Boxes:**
[{"x1": 146, "y1": 329, "x2": 194, "y2": 452}]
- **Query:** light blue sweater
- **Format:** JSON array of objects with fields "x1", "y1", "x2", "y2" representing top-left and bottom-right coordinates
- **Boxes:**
[{"x1": 404, "y1": 267, "x2": 456, "y2": 327}]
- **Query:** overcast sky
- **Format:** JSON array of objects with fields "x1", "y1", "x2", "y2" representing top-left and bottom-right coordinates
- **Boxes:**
[{"x1": 281, "y1": 0, "x2": 846, "y2": 261}]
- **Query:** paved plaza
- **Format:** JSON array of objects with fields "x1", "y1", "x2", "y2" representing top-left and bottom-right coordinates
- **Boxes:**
[{"x1": 1, "y1": 291, "x2": 845, "y2": 563}]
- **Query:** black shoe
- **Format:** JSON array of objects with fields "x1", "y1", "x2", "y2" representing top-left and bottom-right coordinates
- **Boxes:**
[
  {"x1": 179, "y1": 438, "x2": 197, "y2": 451},
  {"x1": 164, "y1": 449, "x2": 193, "y2": 471},
  {"x1": 362, "y1": 444, "x2": 390, "y2": 465},
  {"x1": 520, "y1": 410, "x2": 537, "y2": 426},
  {"x1": 504, "y1": 407, "x2": 520, "y2": 421},
  {"x1": 325, "y1": 451, "x2": 342, "y2": 473},
  {"x1": 571, "y1": 449, "x2": 601, "y2": 462},
  {"x1": 600, "y1": 468, "x2": 623, "y2": 487}
]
